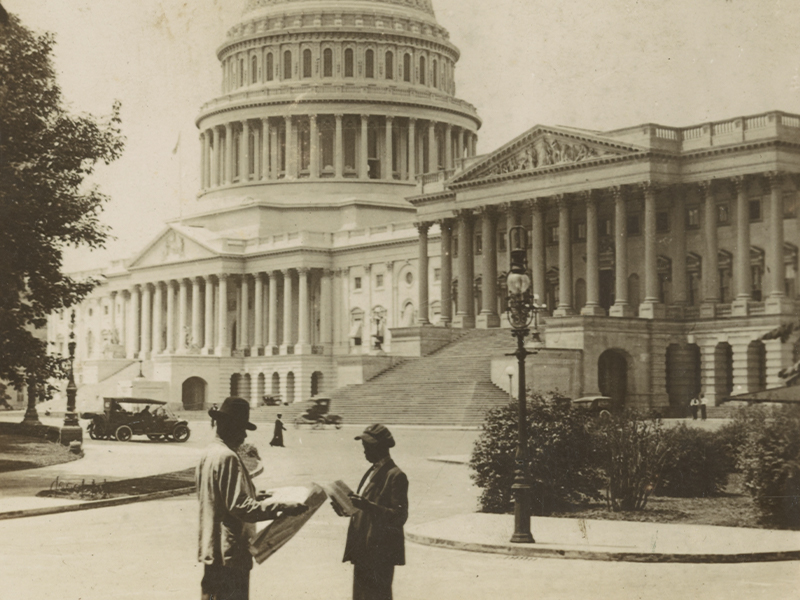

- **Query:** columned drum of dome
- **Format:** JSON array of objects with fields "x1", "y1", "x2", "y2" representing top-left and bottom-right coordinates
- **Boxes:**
[{"x1": 195, "y1": 0, "x2": 481, "y2": 209}]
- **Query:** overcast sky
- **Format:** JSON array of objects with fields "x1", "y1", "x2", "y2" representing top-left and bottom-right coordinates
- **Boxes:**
[{"x1": 8, "y1": 0, "x2": 800, "y2": 270}]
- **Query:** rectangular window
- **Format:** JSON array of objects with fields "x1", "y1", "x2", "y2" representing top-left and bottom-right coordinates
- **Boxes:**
[
  {"x1": 600, "y1": 217, "x2": 612, "y2": 236},
  {"x1": 749, "y1": 198, "x2": 762, "y2": 222},
  {"x1": 375, "y1": 273, "x2": 384, "y2": 288},
  {"x1": 498, "y1": 231, "x2": 507, "y2": 252},
  {"x1": 627, "y1": 214, "x2": 641, "y2": 236},
  {"x1": 783, "y1": 190, "x2": 798, "y2": 218},
  {"x1": 547, "y1": 224, "x2": 559, "y2": 245},
  {"x1": 717, "y1": 203, "x2": 730, "y2": 225},
  {"x1": 686, "y1": 207, "x2": 700, "y2": 228},
  {"x1": 354, "y1": 277, "x2": 362, "y2": 290},
  {"x1": 104, "y1": 306, "x2": 109, "y2": 315},
  {"x1": 656, "y1": 211, "x2": 670, "y2": 233},
  {"x1": 574, "y1": 222, "x2": 586, "y2": 242},
  {"x1": 475, "y1": 233, "x2": 482, "y2": 255},
  {"x1": 433, "y1": 268, "x2": 441, "y2": 282}
]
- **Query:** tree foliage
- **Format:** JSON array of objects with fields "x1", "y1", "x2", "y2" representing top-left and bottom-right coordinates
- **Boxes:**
[{"x1": 0, "y1": 13, "x2": 124, "y2": 388}]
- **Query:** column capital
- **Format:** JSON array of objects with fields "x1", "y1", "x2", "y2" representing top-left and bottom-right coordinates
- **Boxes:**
[
  {"x1": 408, "y1": 117, "x2": 417, "y2": 125},
  {"x1": 385, "y1": 261, "x2": 394, "y2": 272},
  {"x1": 322, "y1": 268, "x2": 335, "y2": 278},
  {"x1": 281, "y1": 268, "x2": 293, "y2": 277},
  {"x1": 697, "y1": 179, "x2": 717, "y2": 197},
  {"x1": 553, "y1": 193, "x2": 571, "y2": 210},
  {"x1": 363, "y1": 263, "x2": 372, "y2": 273},
  {"x1": 729, "y1": 175, "x2": 749, "y2": 194},
  {"x1": 360, "y1": 114, "x2": 369, "y2": 121},
  {"x1": 762, "y1": 170, "x2": 785, "y2": 191},
  {"x1": 436, "y1": 217, "x2": 455, "y2": 230},
  {"x1": 297, "y1": 266, "x2": 310, "y2": 275},
  {"x1": 578, "y1": 189, "x2": 600, "y2": 205},
  {"x1": 385, "y1": 115, "x2": 394, "y2": 123},
  {"x1": 637, "y1": 180, "x2": 661, "y2": 195},
  {"x1": 454, "y1": 208, "x2": 474, "y2": 221},
  {"x1": 475, "y1": 204, "x2": 498, "y2": 218},
  {"x1": 309, "y1": 114, "x2": 317, "y2": 122},
  {"x1": 218, "y1": 272, "x2": 229, "y2": 281},
  {"x1": 284, "y1": 115, "x2": 293, "y2": 124},
  {"x1": 610, "y1": 185, "x2": 628, "y2": 203},
  {"x1": 193, "y1": 276, "x2": 204, "y2": 285},
  {"x1": 334, "y1": 113, "x2": 344, "y2": 119},
  {"x1": 526, "y1": 197, "x2": 547, "y2": 212},
  {"x1": 415, "y1": 221, "x2": 432, "y2": 234},
  {"x1": 254, "y1": 271, "x2": 265, "y2": 281},
  {"x1": 499, "y1": 201, "x2": 520, "y2": 217}
]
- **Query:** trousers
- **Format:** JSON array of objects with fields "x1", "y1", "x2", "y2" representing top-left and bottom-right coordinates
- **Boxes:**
[
  {"x1": 201, "y1": 564, "x2": 250, "y2": 600},
  {"x1": 353, "y1": 563, "x2": 394, "y2": 600}
]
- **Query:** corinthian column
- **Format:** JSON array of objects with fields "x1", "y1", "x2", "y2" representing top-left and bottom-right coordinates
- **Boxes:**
[
  {"x1": 320, "y1": 269, "x2": 333, "y2": 347},
  {"x1": 212, "y1": 127, "x2": 220, "y2": 186},
  {"x1": 477, "y1": 206, "x2": 499, "y2": 328},
  {"x1": 530, "y1": 199, "x2": 546, "y2": 305},
  {"x1": 216, "y1": 273, "x2": 230, "y2": 356},
  {"x1": 240, "y1": 120, "x2": 250, "y2": 182},
  {"x1": 427, "y1": 121, "x2": 437, "y2": 173},
  {"x1": 416, "y1": 222, "x2": 431, "y2": 325},
  {"x1": 671, "y1": 185, "x2": 688, "y2": 308},
  {"x1": 296, "y1": 268, "x2": 311, "y2": 353},
  {"x1": 701, "y1": 181, "x2": 720, "y2": 315},
  {"x1": 554, "y1": 195, "x2": 575, "y2": 317},
  {"x1": 152, "y1": 282, "x2": 163, "y2": 354},
  {"x1": 384, "y1": 116, "x2": 394, "y2": 181},
  {"x1": 454, "y1": 210, "x2": 475, "y2": 328},
  {"x1": 128, "y1": 285, "x2": 140, "y2": 359},
  {"x1": 141, "y1": 283, "x2": 152, "y2": 358},
  {"x1": 439, "y1": 218, "x2": 453, "y2": 326},
  {"x1": 581, "y1": 191, "x2": 604, "y2": 315},
  {"x1": 764, "y1": 172, "x2": 791, "y2": 313},
  {"x1": 253, "y1": 272, "x2": 264, "y2": 355},
  {"x1": 224, "y1": 123, "x2": 233, "y2": 184},
  {"x1": 203, "y1": 276, "x2": 214, "y2": 354},
  {"x1": 268, "y1": 271, "x2": 279, "y2": 351},
  {"x1": 640, "y1": 182, "x2": 665, "y2": 319},
  {"x1": 281, "y1": 269, "x2": 294, "y2": 354},
  {"x1": 309, "y1": 115, "x2": 319, "y2": 178},
  {"x1": 261, "y1": 118, "x2": 270, "y2": 180},
  {"x1": 166, "y1": 280, "x2": 176, "y2": 354},
  {"x1": 360, "y1": 114, "x2": 369, "y2": 179},
  {"x1": 192, "y1": 277, "x2": 202, "y2": 351},
  {"x1": 732, "y1": 176, "x2": 752, "y2": 316},
  {"x1": 408, "y1": 118, "x2": 416, "y2": 181},
  {"x1": 284, "y1": 116, "x2": 295, "y2": 179},
  {"x1": 610, "y1": 186, "x2": 634, "y2": 317}
]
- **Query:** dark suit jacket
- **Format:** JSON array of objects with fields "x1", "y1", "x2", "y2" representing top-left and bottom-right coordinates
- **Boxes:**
[{"x1": 343, "y1": 459, "x2": 408, "y2": 567}]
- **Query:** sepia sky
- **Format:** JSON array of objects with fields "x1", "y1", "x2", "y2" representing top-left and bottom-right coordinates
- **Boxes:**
[{"x1": 8, "y1": 0, "x2": 800, "y2": 271}]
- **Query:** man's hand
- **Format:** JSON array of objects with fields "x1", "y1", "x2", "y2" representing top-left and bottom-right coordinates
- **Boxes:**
[
  {"x1": 330, "y1": 500, "x2": 347, "y2": 517},
  {"x1": 275, "y1": 501, "x2": 308, "y2": 517},
  {"x1": 348, "y1": 493, "x2": 371, "y2": 510}
]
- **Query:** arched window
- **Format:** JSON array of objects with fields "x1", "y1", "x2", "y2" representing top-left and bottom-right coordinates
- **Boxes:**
[
  {"x1": 283, "y1": 50, "x2": 292, "y2": 79},
  {"x1": 365, "y1": 49, "x2": 374, "y2": 78},
  {"x1": 251, "y1": 55, "x2": 257, "y2": 84},
  {"x1": 432, "y1": 59, "x2": 438, "y2": 88},
  {"x1": 403, "y1": 53, "x2": 411, "y2": 82},
  {"x1": 344, "y1": 48, "x2": 354, "y2": 77},
  {"x1": 266, "y1": 52, "x2": 274, "y2": 81},
  {"x1": 419, "y1": 56, "x2": 426, "y2": 85},
  {"x1": 323, "y1": 48, "x2": 333, "y2": 77},
  {"x1": 302, "y1": 48, "x2": 312, "y2": 78},
  {"x1": 385, "y1": 51, "x2": 394, "y2": 80}
]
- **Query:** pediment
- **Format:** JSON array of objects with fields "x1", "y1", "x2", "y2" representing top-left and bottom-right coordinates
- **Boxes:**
[
  {"x1": 129, "y1": 227, "x2": 218, "y2": 269},
  {"x1": 451, "y1": 126, "x2": 644, "y2": 185}
]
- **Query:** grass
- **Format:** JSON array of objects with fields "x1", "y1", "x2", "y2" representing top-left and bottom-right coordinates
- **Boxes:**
[
  {"x1": 551, "y1": 474, "x2": 766, "y2": 529},
  {"x1": 0, "y1": 433, "x2": 82, "y2": 472}
]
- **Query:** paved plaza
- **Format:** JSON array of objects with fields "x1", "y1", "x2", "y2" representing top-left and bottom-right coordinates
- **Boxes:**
[{"x1": 0, "y1": 422, "x2": 799, "y2": 599}]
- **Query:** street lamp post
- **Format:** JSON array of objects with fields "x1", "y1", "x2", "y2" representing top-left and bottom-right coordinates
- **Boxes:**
[
  {"x1": 60, "y1": 311, "x2": 82, "y2": 445},
  {"x1": 505, "y1": 225, "x2": 544, "y2": 544}
]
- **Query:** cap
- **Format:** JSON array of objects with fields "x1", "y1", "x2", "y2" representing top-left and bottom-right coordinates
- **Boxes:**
[
  {"x1": 355, "y1": 423, "x2": 395, "y2": 448},
  {"x1": 209, "y1": 397, "x2": 257, "y2": 431}
]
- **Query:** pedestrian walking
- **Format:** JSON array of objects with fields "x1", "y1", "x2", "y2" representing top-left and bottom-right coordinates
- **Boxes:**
[
  {"x1": 339, "y1": 424, "x2": 408, "y2": 600},
  {"x1": 690, "y1": 395, "x2": 700, "y2": 420},
  {"x1": 210, "y1": 403, "x2": 219, "y2": 428},
  {"x1": 197, "y1": 397, "x2": 306, "y2": 600},
  {"x1": 270, "y1": 414, "x2": 286, "y2": 448},
  {"x1": 699, "y1": 392, "x2": 707, "y2": 421}
]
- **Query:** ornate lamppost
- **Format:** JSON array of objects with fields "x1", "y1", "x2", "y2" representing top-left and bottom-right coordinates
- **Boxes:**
[
  {"x1": 61, "y1": 310, "x2": 83, "y2": 445},
  {"x1": 505, "y1": 225, "x2": 544, "y2": 543}
]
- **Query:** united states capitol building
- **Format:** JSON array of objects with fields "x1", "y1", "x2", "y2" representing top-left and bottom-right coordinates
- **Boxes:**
[{"x1": 48, "y1": 0, "x2": 800, "y2": 419}]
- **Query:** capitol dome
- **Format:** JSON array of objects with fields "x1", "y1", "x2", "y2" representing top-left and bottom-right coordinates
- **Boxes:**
[{"x1": 193, "y1": 0, "x2": 481, "y2": 224}]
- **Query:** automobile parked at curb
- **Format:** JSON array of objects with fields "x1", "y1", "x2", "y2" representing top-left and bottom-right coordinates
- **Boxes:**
[{"x1": 570, "y1": 395, "x2": 622, "y2": 419}]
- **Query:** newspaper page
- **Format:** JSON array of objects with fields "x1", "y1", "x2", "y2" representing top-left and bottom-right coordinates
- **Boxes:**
[
  {"x1": 249, "y1": 484, "x2": 327, "y2": 564},
  {"x1": 320, "y1": 480, "x2": 360, "y2": 517}
]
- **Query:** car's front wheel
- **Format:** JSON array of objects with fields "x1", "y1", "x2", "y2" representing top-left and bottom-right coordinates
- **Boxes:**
[
  {"x1": 171, "y1": 424, "x2": 190, "y2": 442},
  {"x1": 115, "y1": 425, "x2": 133, "y2": 442}
]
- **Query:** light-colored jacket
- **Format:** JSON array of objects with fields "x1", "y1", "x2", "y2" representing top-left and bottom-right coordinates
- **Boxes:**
[{"x1": 196, "y1": 438, "x2": 276, "y2": 571}]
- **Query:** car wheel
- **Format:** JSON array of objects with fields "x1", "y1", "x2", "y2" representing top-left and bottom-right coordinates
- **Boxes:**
[
  {"x1": 115, "y1": 425, "x2": 133, "y2": 442},
  {"x1": 88, "y1": 423, "x2": 98, "y2": 440},
  {"x1": 335, "y1": 422, "x2": 343, "y2": 430},
  {"x1": 172, "y1": 424, "x2": 190, "y2": 442}
]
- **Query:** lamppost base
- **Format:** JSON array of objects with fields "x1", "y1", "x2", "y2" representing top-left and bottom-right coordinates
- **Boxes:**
[
  {"x1": 60, "y1": 425, "x2": 83, "y2": 446},
  {"x1": 21, "y1": 409, "x2": 40, "y2": 425},
  {"x1": 510, "y1": 532, "x2": 535, "y2": 544}
]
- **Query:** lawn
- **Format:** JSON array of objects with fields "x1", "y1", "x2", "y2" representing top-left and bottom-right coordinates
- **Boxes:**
[{"x1": 0, "y1": 433, "x2": 82, "y2": 472}]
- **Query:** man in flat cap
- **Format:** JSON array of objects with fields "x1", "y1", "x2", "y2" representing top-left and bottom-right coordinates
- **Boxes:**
[
  {"x1": 197, "y1": 397, "x2": 306, "y2": 600},
  {"x1": 341, "y1": 423, "x2": 409, "y2": 600}
]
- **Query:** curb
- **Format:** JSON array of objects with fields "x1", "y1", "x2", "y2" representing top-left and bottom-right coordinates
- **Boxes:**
[
  {"x1": 405, "y1": 530, "x2": 800, "y2": 564},
  {"x1": 0, "y1": 486, "x2": 196, "y2": 522}
]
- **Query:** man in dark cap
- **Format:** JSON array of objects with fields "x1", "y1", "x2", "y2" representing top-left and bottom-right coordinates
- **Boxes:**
[
  {"x1": 341, "y1": 423, "x2": 408, "y2": 600},
  {"x1": 197, "y1": 397, "x2": 306, "y2": 600}
]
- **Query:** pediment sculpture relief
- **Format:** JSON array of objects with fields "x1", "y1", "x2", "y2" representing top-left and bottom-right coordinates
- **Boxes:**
[
  {"x1": 488, "y1": 136, "x2": 613, "y2": 176},
  {"x1": 162, "y1": 230, "x2": 185, "y2": 260}
]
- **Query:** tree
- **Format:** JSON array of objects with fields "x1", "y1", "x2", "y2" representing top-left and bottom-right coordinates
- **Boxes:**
[{"x1": 0, "y1": 13, "x2": 124, "y2": 390}]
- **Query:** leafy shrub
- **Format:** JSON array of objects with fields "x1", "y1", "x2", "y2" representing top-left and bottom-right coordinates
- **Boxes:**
[
  {"x1": 738, "y1": 404, "x2": 800, "y2": 529},
  {"x1": 470, "y1": 392, "x2": 603, "y2": 515},
  {"x1": 715, "y1": 405, "x2": 765, "y2": 474},
  {"x1": 594, "y1": 411, "x2": 672, "y2": 511},
  {"x1": 656, "y1": 424, "x2": 732, "y2": 497}
]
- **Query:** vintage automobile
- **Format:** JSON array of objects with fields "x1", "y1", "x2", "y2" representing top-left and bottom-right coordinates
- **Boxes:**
[
  {"x1": 82, "y1": 397, "x2": 191, "y2": 442},
  {"x1": 570, "y1": 395, "x2": 622, "y2": 419},
  {"x1": 261, "y1": 394, "x2": 283, "y2": 407},
  {"x1": 293, "y1": 397, "x2": 343, "y2": 429}
]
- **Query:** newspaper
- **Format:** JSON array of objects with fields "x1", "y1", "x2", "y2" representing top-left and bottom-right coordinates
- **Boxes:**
[
  {"x1": 249, "y1": 484, "x2": 327, "y2": 564},
  {"x1": 320, "y1": 479, "x2": 360, "y2": 517}
]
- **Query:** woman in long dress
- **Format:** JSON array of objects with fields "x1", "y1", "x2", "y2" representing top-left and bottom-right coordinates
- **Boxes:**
[{"x1": 270, "y1": 414, "x2": 286, "y2": 447}]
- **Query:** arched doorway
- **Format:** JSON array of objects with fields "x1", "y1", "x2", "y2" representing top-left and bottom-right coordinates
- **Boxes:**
[
  {"x1": 714, "y1": 342, "x2": 733, "y2": 401},
  {"x1": 311, "y1": 371, "x2": 323, "y2": 396},
  {"x1": 256, "y1": 373, "x2": 266, "y2": 405},
  {"x1": 182, "y1": 377, "x2": 207, "y2": 410},
  {"x1": 598, "y1": 349, "x2": 628, "y2": 407},
  {"x1": 271, "y1": 372, "x2": 280, "y2": 397},
  {"x1": 286, "y1": 372, "x2": 296, "y2": 404},
  {"x1": 229, "y1": 373, "x2": 241, "y2": 396},
  {"x1": 666, "y1": 343, "x2": 701, "y2": 417},
  {"x1": 747, "y1": 340, "x2": 767, "y2": 392}
]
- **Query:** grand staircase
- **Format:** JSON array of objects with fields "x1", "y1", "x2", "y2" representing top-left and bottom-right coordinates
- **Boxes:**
[{"x1": 251, "y1": 329, "x2": 517, "y2": 427}]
